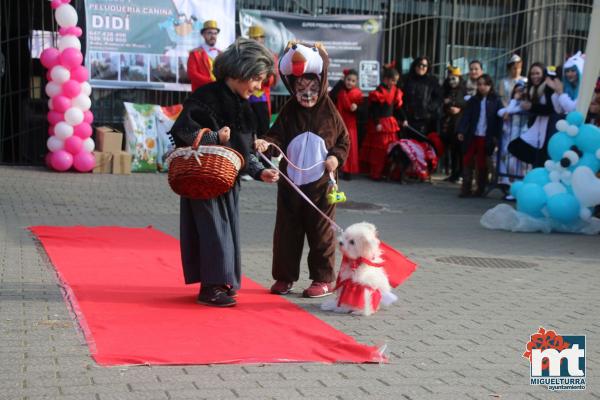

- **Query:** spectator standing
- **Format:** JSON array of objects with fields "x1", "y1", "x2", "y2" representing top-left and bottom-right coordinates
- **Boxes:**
[
  {"x1": 457, "y1": 74, "x2": 503, "y2": 197},
  {"x1": 400, "y1": 56, "x2": 442, "y2": 139},
  {"x1": 497, "y1": 54, "x2": 527, "y2": 106},
  {"x1": 465, "y1": 60, "x2": 484, "y2": 100},
  {"x1": 508, "y1": 62, "x2": 557, "y2": 167},
  {"x1": 332, "y1": 69, "x2": 363, "y2": 179},
  {"x1": 549, "y1": 51, "x2": 585, "y2": 115},
  {"x1": 497, "y1": 81, "x2": 530, "y2": 199},
  {"x1": 187, "y1": 20, "x2": 221, "y2": 92},
  {"x1": 359, "y1": 66, "x2": 403, "y2": 180},
  {"x1": 441, "y1": 65, "x2": 467, "y2": 182}
]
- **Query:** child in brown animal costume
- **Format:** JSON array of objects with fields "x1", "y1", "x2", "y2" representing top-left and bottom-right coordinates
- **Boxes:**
[{"x1": 255, "y1": 42, "x2": 349, "y2": 298}]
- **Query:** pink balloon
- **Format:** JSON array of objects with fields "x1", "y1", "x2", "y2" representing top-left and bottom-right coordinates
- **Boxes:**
[
  {"x1": 62, "y1": 80, "x2": 81, "y2": 98},
  {"x1": 52, "y1": 95, "x2": 71, "y2": 113},
  {"x1": 64, "y1": 135, "x2": 83, "y2": 154},
  {"x1": 50, "y1": 150, "x2": 73, "y2": 171},
  {"x1": 70, "y1": 66, "x2": 89, "y2": 82},
  {"x1": 40, "y1": 48, "x2": 60, "y2": 69},
  {"x1": 73, "y1": 151, "x2": 95, "y2": 172},
  {"x1": 83, "y1": 110, "x2": 94, "y2": 124},
  {"x1": 48, "y1": 126, "x2": 55, "y2": 136},
  {"x1": 46, "y1": 70, "x2": 53, "y2": 81},
  {"x1": 47, "y1": 111, "x2": 64, "y2": 125},
  {"x1": 73, "y1": 123, "x2": 92, "y2": 139},
  {"x1": 50, "y1": 0, "x2": 62, "y2": 9},
  {"x1": 60, "y1": 48, "x2": 83, "y2": 70},
  {"x1": 59, "y1": 26, "x2": 82, "y2": 37}
]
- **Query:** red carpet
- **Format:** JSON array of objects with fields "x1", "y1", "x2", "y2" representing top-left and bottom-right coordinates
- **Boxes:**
[{"x1": 29, "y1": 226, "x2": 385, "y2": 366}]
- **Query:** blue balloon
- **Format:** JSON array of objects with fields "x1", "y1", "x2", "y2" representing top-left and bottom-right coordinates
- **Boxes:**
[
  {"x1": 516, "y1": 183, "x2": 547, "y2": 218},
  {"x1": 574, "y1": 124, "x2": 600, "y2": 154},
  {"x1": 546, "y1": 193, "x2": 580, "y2": 224},
  {"x1": 566, "y1": 111, "x2": 585, "y2": 127},
  {"x1": 577, "y1": 153, "x2": 600, "y2": 173},
  {"x1": 548, "y1": 132, "x2": 575, "y2": 161},
  {"x1": 510, "y1": 180, "x2": 524, "y2": 197},
  {"x1": 523, "y1": 168, "x2": 550, "y2": 186}
]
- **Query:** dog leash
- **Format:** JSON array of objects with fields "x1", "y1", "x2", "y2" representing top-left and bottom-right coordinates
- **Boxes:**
[{"x1": 257, "y1": 143, "x2": 343, "y2": 234}]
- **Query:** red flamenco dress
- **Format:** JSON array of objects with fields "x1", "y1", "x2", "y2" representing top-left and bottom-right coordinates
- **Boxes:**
[
  {"x1": 335, "y1": 87, "x2": 364, "y2": 174},
  {"x1": 360, "y1": 84, "x2": 403, "y2": 179}
]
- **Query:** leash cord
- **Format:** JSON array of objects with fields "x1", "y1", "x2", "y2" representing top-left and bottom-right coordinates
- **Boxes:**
[{"x1": 257, "y1": 149, "x2": 343, "y2": 234}]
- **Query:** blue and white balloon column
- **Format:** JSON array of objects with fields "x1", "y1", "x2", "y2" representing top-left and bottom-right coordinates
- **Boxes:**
[{"x1": 510, "y1": 112, "x2": 600, "y2": 227}]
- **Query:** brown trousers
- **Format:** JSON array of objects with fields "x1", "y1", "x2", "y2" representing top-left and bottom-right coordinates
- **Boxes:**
[{"x1": 272, "y1": 179, "x2": 336, "y2": 283}]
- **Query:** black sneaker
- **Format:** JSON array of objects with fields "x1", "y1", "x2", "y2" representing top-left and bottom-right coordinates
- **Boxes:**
[
  {"x1": 222, "y1": 285, "x2": 237, "y2": 298},
  {"x1": 197, "y1": 285, "x2": 236, "y2": 307}
]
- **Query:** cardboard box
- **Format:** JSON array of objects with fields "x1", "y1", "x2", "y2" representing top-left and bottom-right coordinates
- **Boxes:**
[
  {"x1": 93, "y1": 151, "x2": 113, "y2": 174},
  {"x1": 112, "y1": 151, "x2": 132, "y2": 175},
  {"x1": 95, "y1": 126, "x2": 123, "y2": 153}
]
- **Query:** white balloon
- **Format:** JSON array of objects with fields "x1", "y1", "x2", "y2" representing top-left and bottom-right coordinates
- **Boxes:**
[
  {"x1": 81, "y1": 81, "x2": 92, "y2": 96},
  {"x1": 72, "y1": 94, "x2": 91, "y2": 111},
  {"x1": 549, "y1": 171, "x2": 561, "y2": 182},
  {"x1": 580, "y1": 208, "x2": 592, "y2": 221},
  {"x1": 48, "y1": 99, "x2": 54, "y2": 110},
  {"x1": 596, "y1": 149, "x2": 600, "y2": 160},
  {"x1": 55, "y1": 121, "x2": 74, "y2": 140},
  {"x1": 543, "y1": 182, "x2": 567, "y2": 198},
  {"x1": 82, "y1": 138, "x2": 95, "y2": 153},
  {"x1": 50, "y1": 65, "x2": 70, "y2": 84},
  {"x1": 555, "y1": 119, "x2": 569, "y2": 132},
  {"x1": 544, "y1": 160, "x2": 555, "y2": 171},
  {"x1": 47, "y1": 136, "x2": 64, "y2": 152},
  {"x1": 64, "y1": 107, "x2": 84, "y2": 126},
  {"x1": 566, "y1": 125, "x2": 579, "y2": 137},
  {"x1": 572, "y1": 166, "x2": 600, "y2": 207},
  {"x1": 45, "y1": 81, "x2": 62, "y2": 97},
  {"x1": 55, "y1": 4, "x2": 78, "y2": 28},
  {"x1": 58, "y1": 35, "x2": 81, "y2": 51}
]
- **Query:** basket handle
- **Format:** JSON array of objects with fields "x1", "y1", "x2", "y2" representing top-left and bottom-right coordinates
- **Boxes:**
[{"x1": 192, "y1": 128, "x2": 212, "y2": 150}]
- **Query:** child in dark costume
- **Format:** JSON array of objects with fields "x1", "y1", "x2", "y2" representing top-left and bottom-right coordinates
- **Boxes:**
[{"x1": 255, "y1": 42, "x2": 349, "y2": 298}]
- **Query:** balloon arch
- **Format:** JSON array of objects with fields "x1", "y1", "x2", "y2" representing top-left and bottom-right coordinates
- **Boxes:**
[{"x1": 40, "y1": 0, "x2": 95, "y2": 172}]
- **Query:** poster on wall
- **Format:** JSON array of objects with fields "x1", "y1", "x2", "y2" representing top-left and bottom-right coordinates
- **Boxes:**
[
  {"x1": 84, "y1": 0, "x2": 235, "y2": 91},
  {"x1": 239, "y1": 10, "x2": 383, "y2": 95}
]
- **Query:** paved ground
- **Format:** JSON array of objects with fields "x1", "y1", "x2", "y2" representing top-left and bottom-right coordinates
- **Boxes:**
[{"x1": 0, "y1": 165, "x2": 597, "y2": 400}]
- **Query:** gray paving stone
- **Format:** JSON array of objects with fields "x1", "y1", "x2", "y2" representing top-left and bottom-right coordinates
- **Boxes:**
[{"x1": 0, "y1": 166, "x2": 597, "y2": 399}]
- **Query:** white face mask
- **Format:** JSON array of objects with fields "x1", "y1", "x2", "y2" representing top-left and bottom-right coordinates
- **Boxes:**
[{"x1": 294, "y1": 77, "x2": 320, "y2": 108}]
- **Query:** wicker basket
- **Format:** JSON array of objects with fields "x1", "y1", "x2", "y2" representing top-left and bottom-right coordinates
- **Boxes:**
[{"x1": 166, "y1": 128, "x2": 245, "y2": 199}]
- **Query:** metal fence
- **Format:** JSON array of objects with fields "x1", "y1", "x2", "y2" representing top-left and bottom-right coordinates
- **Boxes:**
[{"x1": 0, "y1": 0, "x2": 593, "y2": 165}]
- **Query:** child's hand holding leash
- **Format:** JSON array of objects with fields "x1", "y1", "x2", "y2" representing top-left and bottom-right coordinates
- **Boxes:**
[
  {"x1": 325, "y1": 155, "x2": 339, "y2": 172},
  {"x1": 254, "y1": 139, "x2": 270, "y2": 153}
]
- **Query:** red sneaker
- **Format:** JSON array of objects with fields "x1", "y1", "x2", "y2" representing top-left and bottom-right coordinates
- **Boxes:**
[
  {"x1": 270, "y1": 280, "x2": 293, "y2": 295},
  {"x1": 302, "y1": 281, "x2": 334, "y2": 298}
]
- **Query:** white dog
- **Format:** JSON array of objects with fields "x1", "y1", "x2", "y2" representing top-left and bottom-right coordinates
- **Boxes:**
[{"x1": 321, "y1": 222, "x2": 398, "y2": 316}]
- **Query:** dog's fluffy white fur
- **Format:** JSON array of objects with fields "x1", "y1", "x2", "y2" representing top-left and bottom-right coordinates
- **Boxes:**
[{"x1": 321, "y1": 222, "x2": 397, "y2": 316}]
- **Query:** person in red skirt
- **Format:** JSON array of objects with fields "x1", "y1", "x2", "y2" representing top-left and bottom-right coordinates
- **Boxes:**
[
  {"x1": 332, "y1": 69, "x2": 363, "y2": 180},
  {"x1": 359, "y1": 67, "x2": 403, "y2": 180}
]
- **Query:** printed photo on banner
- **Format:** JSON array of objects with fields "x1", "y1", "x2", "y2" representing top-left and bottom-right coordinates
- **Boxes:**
[
  {"x1": 84, "y1": 0, "x2": 235, "y2": 91},
  {"x1": 239, "y1": 9, "x2": 383, "y2": 95}
]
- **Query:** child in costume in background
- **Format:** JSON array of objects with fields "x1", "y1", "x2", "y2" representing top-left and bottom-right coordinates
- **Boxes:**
[
  {"x1": 497, "y1": 81, "x2": 531, "y2": 199},
  {"x1": 255, "y1": 42, "x2": 349, "y2": 298},
  {"x1": 333, "y1": 69, "x2": 363, "y2": 180},
  {"x1": 457, "y1": 74, "x2": 503, "y2": 197},
  {"x1": 359, "y1": 67, "x2": 403, "y2": 180}
]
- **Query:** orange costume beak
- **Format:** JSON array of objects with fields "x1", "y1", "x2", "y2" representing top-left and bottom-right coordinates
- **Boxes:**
[{"x1": 291, "y1": 51, "x2": 307, "y2": 77}]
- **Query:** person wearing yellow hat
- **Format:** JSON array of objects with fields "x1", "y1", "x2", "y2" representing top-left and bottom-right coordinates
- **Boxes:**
[
  {"x1": 441, "y1": 64, "x2": 467, "y2": 182},
  {"x1": 187, "y1": 20, "x2": 221, "y2": 92},
  {"x1": 247, "y1": 24, "x2": 278, "y2": 138}
]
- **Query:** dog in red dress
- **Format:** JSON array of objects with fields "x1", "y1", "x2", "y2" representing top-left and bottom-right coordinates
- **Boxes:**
[{"x1": 321, "y1": 222, "x2": 398, "y2": 316}]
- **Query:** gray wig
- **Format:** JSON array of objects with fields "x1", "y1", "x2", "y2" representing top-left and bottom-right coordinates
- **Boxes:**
[{"x1": 213, "y1": 38, "x2": 274, "y2": 81}]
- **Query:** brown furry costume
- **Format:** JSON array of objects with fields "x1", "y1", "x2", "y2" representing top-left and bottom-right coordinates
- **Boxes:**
[{"x1": 262, "y1": 42, "x2": 349, "y2": 284}]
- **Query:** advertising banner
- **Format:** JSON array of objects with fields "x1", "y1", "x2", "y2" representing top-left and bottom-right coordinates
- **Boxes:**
[
  {"x1": 85, "y1": 0, "x2": 235, "y2": 91},
  {"x1": 239, "y1": 10, "x2": 383, "y2": 95}
]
